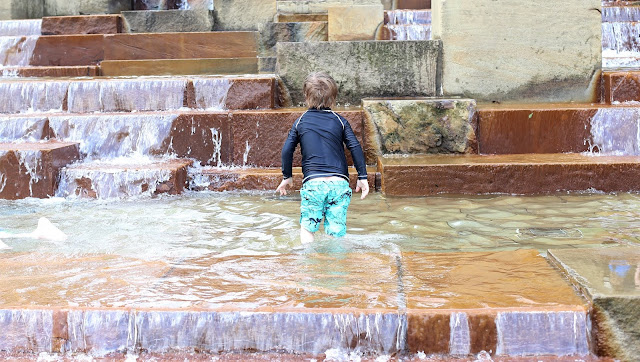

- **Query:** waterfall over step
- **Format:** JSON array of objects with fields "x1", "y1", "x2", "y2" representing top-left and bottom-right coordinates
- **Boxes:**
[
  {"x1": 383, "y1": 10, "x2": 431, "y2": 41},
  {"x1": 0, "y1": 20, "x2": 42, "y2": 36},
  {"x1": 590, "y1": 107, "x2": 640, "y2": 155},
  {"x1": 0, "y1": 36, "x2": 38, "y2": 68}
]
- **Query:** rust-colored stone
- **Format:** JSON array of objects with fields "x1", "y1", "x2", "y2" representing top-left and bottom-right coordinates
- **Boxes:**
[
  {"x1": 51, "y1": 309, "x2": 69, "y2": 352},
  {"x1": 407, "y1": 313, "x2": 450, "y2": 354},
  {"x1": 477, "y1": 105, "x2": 595, "y2": 154},
  {"x1": 230, "y1": 109, "x2": 366, "y2": 167},
  {"x1": 0, "y1": 141, "x2": 79, "y2": 200},
  {"x1": 162, "y1": 113, "x2": 232, "y2": 166},
  {"x1": 467, "y1": 313, "x2": 498, "y2": 354},
  {"x1": 30, "y1": 35, "x2": 105, "y2": 66},
  {"x1": 183, "y1": 77, "x2": 276, "y2": 110},
  {"x1": 396, "y1": 0, "x2": 431, "y2": 9},
  {"x1": 190, "y1": 166, "x2": 379, "y2": 191},
  {"x1": 0, "y1": 66, "x2": 99, "y2": 77},
  {"x1": 602, "y1": 71, "x2": 640, "y2": 104},
  {"x1": 380, "y1": 153, "x2": 640, "y2": 195},
  {"x1": 99, "y1": 58, "x2": 259, "y2": 76},
  {"x1": 41, "y1": 15, "x2": 123, "y2": 35},
  {"x1": 103, "y1": 32, "x2": 258, "y2": 60}
]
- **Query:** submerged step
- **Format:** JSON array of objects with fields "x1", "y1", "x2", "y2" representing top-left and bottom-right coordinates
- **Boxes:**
[
  {"x1": 0, "y1": 141, "x2": 79, "y2": 200},
  {"x1": 379, "y1": 153, "x2": 640, "y2": 195},
  {"x1": 189, "y1": 166, "x2": 379, "y2": 192},
  {"x1": 100, "y1": 58, "x2": 259, "y2": 76},
  {"x1": 0, "y1": 250, "x2": 589, "y2": 357},
  {"x1": 0, "y1": 66, "x2": 99, "y2": 78},
  {"x1": 41, "y1": 15, "x2": 123, "y2": 35},
  {"x1": 57, "y1": 158, "x2": 192, "y2": 199}
]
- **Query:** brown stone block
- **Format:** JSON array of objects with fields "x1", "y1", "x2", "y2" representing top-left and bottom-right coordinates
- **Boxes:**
[
  {"x1": 380, "y1": 153, "x2": 640, "y2": 195},
  {"x1": 396, "y1": 0, "x2": 431, "y2": 9},
  {"x1": 51, "y1": 309, "x2": 69, "y2": 352},
  {"x1": 406, "y1": 312, "x2": 450, "y2": 354},
  {"x1": 477, "y1": 105, "x2": 596, "y2": 154},
  {"x1": 190, "y1": 166, "x2": 378, "y2": 191},
  {"x1": 162, "y1": 113, "x2": 232, "y2": 166},
  {"x1": 103, "y1": 32, "x2": 258, "y2": 60},
  {"x1": 602, "y1": 71, "x2": 640, "y2": 104},
  {"x1": 99, "y1": 58, "x2": 259, "y2": 76},
  {"x1": 467, "y1": 313, "x2": 497, "y2": 354},
  {"x1": 30, "y1": 35, "x2": 105, "y2": 66},
  {"x1": 226, "y1": 77, "x2": 275, "y2": 110},
  {"x1": 230, "y1": 109, "x2": 364, "y2": 167},
  {"x1": 41, "y1": 15, "x2": 123, "y2": 35},
  {"x1": 0, "y1": 141, "x2": 79, "y2": 200},
  {"x1": 1, "y1": 66, "x2": 99, "y2": 77}
]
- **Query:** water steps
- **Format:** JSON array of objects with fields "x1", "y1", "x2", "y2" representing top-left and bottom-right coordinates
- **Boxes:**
[
  {"x1": 100, "y1": 58, "x2": 259, "y2": 76},
  {"x1": 0, "y1": 249, "x2": 590, "y2": 357}
]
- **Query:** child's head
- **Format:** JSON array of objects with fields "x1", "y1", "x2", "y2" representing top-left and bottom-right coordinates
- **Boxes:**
[{"x1": 303, "y1": 72, "x2": 338, "y2": 109}]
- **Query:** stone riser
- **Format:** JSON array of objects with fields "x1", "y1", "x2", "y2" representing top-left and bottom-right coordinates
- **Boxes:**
[
  {"x1": 0, "y1": 110, "x2": 367, "y2": 167},
  {"x1": 380, "y1": 154, "x2": 640, "y2": 196},
  {"x1": 603, "y1": 71, "x2": 640, "y2": 103},
  {"x1": 0, "y1": 142, "x2": 79, "y2": 200},
  {"x1": 0, "y1": 76, "x2": 279, "y2": 114}
]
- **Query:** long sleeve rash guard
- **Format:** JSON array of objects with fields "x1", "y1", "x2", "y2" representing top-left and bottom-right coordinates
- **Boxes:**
[{"x1": 281, "y1": 108, "x2": 368, "y2": 183}]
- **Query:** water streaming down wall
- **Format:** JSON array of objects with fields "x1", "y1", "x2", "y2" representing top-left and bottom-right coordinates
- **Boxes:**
[
  {"x1": 0, "y1": 116, "x2": 49, "y2": 141},
  {"x1": 0, "y1": 81, "x2": 69, "y2": 113},
  {"x1": 386, "y1": 10, "x2": 431, "y2": 25},
  {"x1": 384, "y1": 10, "x2": 431, "y2": 40},
  {"x1": 602, "y1": 21, "x2": 640, "y2": 67},
  {"x1": 0, "y1": 36, "x2": 38, "y2": 68},
  {"x1": 0, "y1": 309, "x2": 53, "y2": 353},
  {"x1": 602, "y1": 6, "x2": 640, "y2": 22},
  {"x1": 0, "y1": 20, "x2": 42, "y2": 36},
  {"x1": 385, "y1": 25, "x2": 431, "y2": 41},
  {"x1": 589, "y1": 108, "x2": 640, "y2": 155}
]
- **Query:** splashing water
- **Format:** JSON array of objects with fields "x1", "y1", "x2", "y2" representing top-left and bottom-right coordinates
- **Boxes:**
[
  {"x1": 589, "y1": 108, "x2": 640, "y2": 155},
  {"x1": 0, "y1": 81, "x2": 68, "y2": 114}
]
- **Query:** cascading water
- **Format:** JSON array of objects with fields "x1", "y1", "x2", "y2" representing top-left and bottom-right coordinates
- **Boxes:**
[
  {"x1": 0, "y1": 20, "x2": 42, "y2": 36},
  {"x1": 0, "y1": 36, "x2": 38, "y2": 68},
  {"x1": 385, "y1": 25, "x2": 431, "y2": 41},
  {"x1": 589, "y1": 108, "x2": 640, "y2": 155},
  {"x1": 602, "y1": 5, "x2": 640, "y2": 22},
  {"x1": 0, "y1": 81, "x2": 68, "y2": 113},
  {"x1": 602, "y1": 22, "x2": 640, "y2": 67},
  {"x1": 386, "y1": 10, "x2": 431, "y2": 25},
  {"x1": 384, "y1": 10, "x2": 431, "y2": 41},
  {"x1": 0, "y1": 116, "x2": 49, "y2": 141},
  {"x1": 192, "y1": 78, "x2": 232, "y2": 110}
]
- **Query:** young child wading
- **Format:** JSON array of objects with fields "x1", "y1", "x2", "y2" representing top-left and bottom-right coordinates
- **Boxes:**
[{"x1": 276, "y1": 72, "x2": 369, "y2": 243}]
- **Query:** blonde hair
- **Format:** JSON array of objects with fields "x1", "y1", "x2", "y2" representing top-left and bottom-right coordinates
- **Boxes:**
[{"x1": 303, "y1": 72, "x2": 338, "y2": 109}]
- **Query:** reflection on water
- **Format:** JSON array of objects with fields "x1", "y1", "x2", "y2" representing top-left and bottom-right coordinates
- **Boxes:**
[{"x1": 0, "y1": 191, "x2": 638, "y2": 259}]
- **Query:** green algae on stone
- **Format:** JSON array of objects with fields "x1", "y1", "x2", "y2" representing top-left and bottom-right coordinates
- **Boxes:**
[{"x1": 363, "y1": 98, "x2": 477, "y2": 156}]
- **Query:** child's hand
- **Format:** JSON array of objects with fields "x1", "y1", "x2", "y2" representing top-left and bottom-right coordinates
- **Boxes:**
[
  {"x1": 356, "y1": 179, "x2": 369, "y2": 200},
  {"x1": 276, "y1": 178, "x2": 293, "y2": 195}
]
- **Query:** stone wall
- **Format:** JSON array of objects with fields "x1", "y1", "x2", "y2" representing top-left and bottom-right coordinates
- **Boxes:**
[
  {"x1": 44, "y1": 0, "x2": 131, "y2": 16},
  {"x1": 431, "y1": 0, "x2": 602, "y2": 103},
  {"x1": 0, "y1": 0, "x2": 44, "y2": 20},
  {"x1": 213, "y1": 0, "x2": 276, "y2": 31},
  {"x1": 277, "y1": 40, "x2": 441, "y2": 105}
]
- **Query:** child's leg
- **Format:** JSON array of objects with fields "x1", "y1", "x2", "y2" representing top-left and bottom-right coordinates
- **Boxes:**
[
  {"x1": 300, "y1": 226, "x2": 315, "y2": 244},
  {"x1": 299, "y1": 181, "x2": 327, "y2": 243},
  {"x1": 323, "y1": 180, "x2": 352, "y2": 237}
]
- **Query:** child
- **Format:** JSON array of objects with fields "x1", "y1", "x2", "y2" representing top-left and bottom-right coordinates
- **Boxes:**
[{"x1": 276, "y1": 72, "x2": 369, "y2": 243}]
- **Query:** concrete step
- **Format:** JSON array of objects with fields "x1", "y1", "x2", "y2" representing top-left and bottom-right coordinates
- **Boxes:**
[
  {"x1": 0, "y1": 75, "x2": 281, "y2": 114},
  {"x1": 57, "y1": 157, "x2": 192, "y2": 199},
  {"x1": 476, "y1": 104, "x2": 640, "y2": 155},
  {"x1": 0, "y1": 141, "x2": 79, "y2": 200},
  {"x1": 41, "y1": 15, "x2": 123, "y2": 35},
  {"x1": 100, "y1": 58, "x2": 259, "y2": 76},
  {"x1": 0, "y1": 109, "x2": 367, "y2": 167},
  {"x1": 379, "y1": 153, "x2": 640, "y2": 195},
  {"x1": 189, "y1": 166, "x2": 380, "y2": 192},
  {"x1": 0, "y1": 250, "x2": 590, "y2": 357},
  {"x1": 548, "y1": 246, "x2": 640, "y2": 361}
]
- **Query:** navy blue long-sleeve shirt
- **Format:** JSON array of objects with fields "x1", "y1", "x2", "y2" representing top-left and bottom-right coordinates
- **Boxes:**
[{"x1": 281, "y1": 108, "x2": 368, "y2": 183}]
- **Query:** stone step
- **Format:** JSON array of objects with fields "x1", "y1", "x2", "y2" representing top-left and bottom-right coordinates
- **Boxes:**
[
  {"x1": 276, "y1": 13, "x2": 328, "y2": 23},
  {"x1": 189, "y1": 166, "x2": 380, "y2": 192},
  {"x1": 57, "y1": 158, "x2": 192, "y2": 199},
  {"x1": 548, "y1": 246, "x2": 640, "y2": 361},
  {"x1": 603, "y1": 70, "x2": 640, "y2": 103},
  {"x1": 1, "y1": 32, "x2": 257, "y2": 68},
  {"x1": 0, "y1": 75, "x2": 280, "y2": 114},
  {"x1": 0, "y1": 66, "x2": 99, "y2": 78},
  {"x1": 121, "y1": 9, "x2": 214, "y2": 33},
  {"x1": 379, "y1": 153, "x2": 640, "y2": 195},
  {"x1": 0, "y1": 109, "x2": 367, "y2": 167},
  {"x1": 0, "y1": 141, "x2": 79, "y2": 200},
  {"x1": 41, "y1": 15, "x2": 123, "y2": 35},
  {"x1": 476, "y1": 104, "x2": 640, "y2": 155},
  {"x1": 100, "y1": 58, "x2": 259, "y2": 76},
  {"x1": 0, "y1": 250, "x2": 590, "y2": 357},
  {"x1": 378, "y1": 24, "x2": 431, "y2": 40}
]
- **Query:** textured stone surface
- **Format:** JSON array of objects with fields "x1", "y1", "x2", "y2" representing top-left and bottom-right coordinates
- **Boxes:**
[
  {"x1": 277, "y1": 0, "x2": 381, "y2": 14},
  {"x1": 328, "y1": 5, "x2": 383, "y2": 41},
  {"x1": 100, "y1": 58, "x2": 258, "y2": 76},
  {"x1": 41, "y1": 15, "x2": 122, "y2": 35},
  {"x1": 548, "y1": 247, "x2": 640, "y2": 361},
  {"x1": 103, "y1": 32, "x2": 257, "y2": 60},
  {"x1": 277, "y1": 40, "x2": 440, "y2": 105},
  {"x1": 31, "y1": 35, "x2": 104, "y2": 66},
  {"x1": 603, "y1": 71, "x2": 640, "y2": 104},
  {"x1": 230, "y1": 109, "x2": 365, "y2": 167},
  {"x1": 0, "y1": 0, "x2": 44, "y2": 20},
  {"x1": 276, "y1": 13, "x2": 328, "y2": 22},
  {"x1": 363, "y1": 98, "x2": 477, "y2": 158},
  {"x1": 44, "y1": 0, "x2": 131, "y2": 16},
  {"x1": 163, "y1": 113, "x2": 231, "y2": 166},
  {"x1": 380, "y1": 153, "x2": 640, "y2": 195},
  {"x1": 122, "y1": 10, "x2": 213, "y2": 33},
  {"x1": 261, "y1": 21, "x2": 327, "y2": 56},
  {"x1": 212, "y1": 0, "x2": 276, "y2": 31},
  {"x1": 477, "y1": 105, "x2": 596, "y2": 154},
  {"x1": 432, "y1": 0, "x2": 601, "y2": 102},
  {"x1": 0, "y1": 141, "x2": 79, "y2": 200}
]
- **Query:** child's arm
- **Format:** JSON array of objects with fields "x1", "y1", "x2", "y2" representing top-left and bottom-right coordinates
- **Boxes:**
[
  {"x1": 277, "y1": 121, "x2": 299, "y2": 195},
  {"x1": 342, "y1": 117, "x2": 369, "y2": 199}
]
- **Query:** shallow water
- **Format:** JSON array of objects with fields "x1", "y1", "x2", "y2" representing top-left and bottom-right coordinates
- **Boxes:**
[{"x1": 0, "y1": 191, "x2": 637, "y2": 260}]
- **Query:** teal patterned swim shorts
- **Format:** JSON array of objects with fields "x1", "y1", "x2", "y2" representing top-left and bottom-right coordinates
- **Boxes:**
[{"x1": 300, "y1": 179, "x2": 352, "y2": 237}]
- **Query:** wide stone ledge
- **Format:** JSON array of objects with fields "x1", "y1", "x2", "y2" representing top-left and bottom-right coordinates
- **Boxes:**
[
  {"x1": 0, "y1": 141, "x2": 79, "y2": 200},
  {"x1": 30, "y1": 34, "x2": 105, "y2": 66},
  {"x1": 379, "y1": 153, "x2": 640, "y2": 195},
  {"x1": 277, "y1": 40, "x2": 440, "y2": 105},
  {"x1": 100, "y1": 58, "x2": 259, "y2": 76},
  {"x1": 121, "y1": 9, "x2": 213, "y2": 33},
  {"x1": 41, "y1": 15, "x2": 122, "y2": 35}
]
